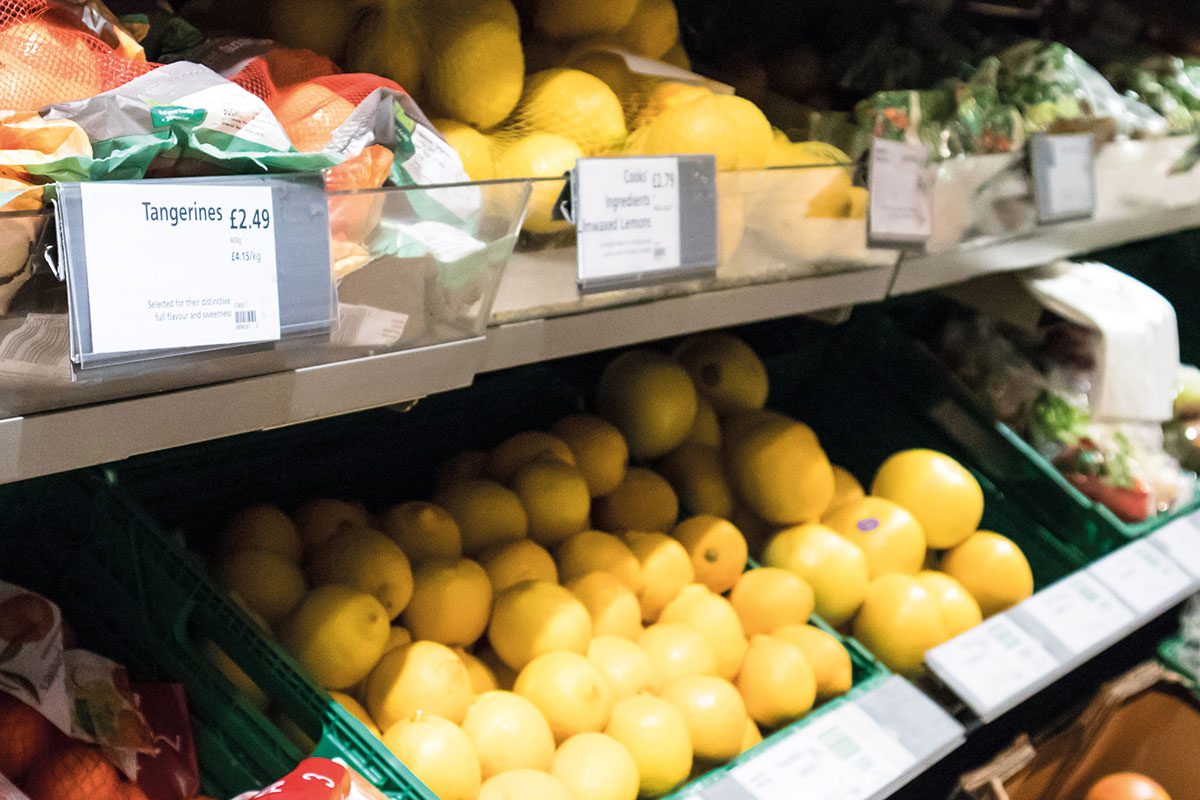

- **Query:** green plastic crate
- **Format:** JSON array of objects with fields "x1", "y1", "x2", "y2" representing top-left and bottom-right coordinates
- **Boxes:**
[
  {"x1": 0, "y1": 473, "x2": 434, "y2": 800},
  {"x1": 865, "y1": 300, "x2": 1200, "y2": 559}
]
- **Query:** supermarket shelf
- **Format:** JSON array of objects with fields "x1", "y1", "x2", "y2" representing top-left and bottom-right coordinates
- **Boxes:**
[
  {"x1": 890, "y1": 202, "x2": 1200, "y2": 295},
  {"x1": 0, "y1": 337, "x2": 484, "y2": 486},
  {"x1": 890, "y1": 136, "x2": 1200, "y2": 295},
  {"x1": 483, "y1": 246, "x2": 897, "y2": 372}
]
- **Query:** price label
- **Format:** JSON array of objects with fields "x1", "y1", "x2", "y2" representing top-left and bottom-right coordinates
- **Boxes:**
[
  {"x1": 573, "y1": 155, "x2": 717, "y2": 293},
  {"x1": 77, "y1": 183, "x2": 281, "y2": 354},
  {"x1": 1089, "y1": 539, "x2": 1194, "y2": 615},
  {"x1": 727, "y1": 702, "x2": 916, "y2": 800},
  {"x1": 925, "y1": 615, "x2": 1058, "y2": 718},
  {"x1": 1030, "y1": 132, "x2": 1096, "y2": 224},
  {"x1": 1152, "y1": 515, "x2": 1200, "y2": 578},
  {"x1": 867, "y1": 138, "x2": 933, "y2": 246},
  {"x1": 1020, "y1": 572, "x2": 1133, "y2": 656}
]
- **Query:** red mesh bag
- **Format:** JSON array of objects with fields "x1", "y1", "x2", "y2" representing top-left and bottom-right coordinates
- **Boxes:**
[{"x1": 268, "y1": 73, "x2": 403, "y2": 153}]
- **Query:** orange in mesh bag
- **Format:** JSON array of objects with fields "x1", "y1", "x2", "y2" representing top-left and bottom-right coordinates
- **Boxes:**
[
  {"x1": 268, "y1": 73, "x2": 403, "y2": 152},
  {"x1": 0, "y1": 12, "x2": 154, "y2": 110}
]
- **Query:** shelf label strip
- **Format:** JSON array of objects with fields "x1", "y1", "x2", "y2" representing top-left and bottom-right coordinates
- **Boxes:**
[
  {"x1": 867, "y1": 138, "x2": 933, "y2": 247},
  {"x1": 1030, "y1": 132, "x2": 1097, "y2": 224}
]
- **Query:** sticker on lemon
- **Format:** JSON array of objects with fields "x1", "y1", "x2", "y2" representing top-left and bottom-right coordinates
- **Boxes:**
[{"x1": 824, "y1": 496, "x2": 926, "y2": 579}]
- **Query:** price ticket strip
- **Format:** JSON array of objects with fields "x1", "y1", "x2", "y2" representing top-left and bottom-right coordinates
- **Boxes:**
[
  {"x1": 928, "y1": 516, "x2": 1200, "y2": 723},
  {"x1": 679, "y1": 676, "x2": 965, "y2": 800}
]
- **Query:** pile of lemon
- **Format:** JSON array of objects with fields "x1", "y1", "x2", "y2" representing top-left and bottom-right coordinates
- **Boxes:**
[
  {"x1": 268, "y1": 0, "x2": 863, "y2": 238},
  {"x1": 208, "y1": 330, "x2": 1034, "y2": 800}
]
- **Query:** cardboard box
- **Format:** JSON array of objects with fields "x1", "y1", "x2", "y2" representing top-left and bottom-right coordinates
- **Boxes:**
[{"x1": 959, "y1": 662, "x2": 1200, "y2": 800}]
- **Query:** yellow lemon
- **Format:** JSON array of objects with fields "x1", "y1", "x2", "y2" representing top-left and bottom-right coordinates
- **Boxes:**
[
  {"x1": 479, "y1": 540, "x2": 559, "y2": 593},
  {"x1": 551, "y1": 414, "x2": 630, "y2": 498},
  {"x1": 556, "y1": 530, "x2": 644, "y2": 593},
  {"x1": 593, "y1": 468, "x2": 680, "y2": 534},
  {"x1": 512, "y1": 460, "x2": 592, "y2": 547},
  {"x1": 462, "y1": 690, "x2": 557, "y2": 777},
  {"x1": 344, "y1": 4, "x2": 423, "y2": 95},
  {"x1": 535, "y1": 0, "x2": 638, "y2": 38},
  {"x1": 384, "y1": 626, "x2": 414, "y2": 655},
  {"x1": 824, "y1": 496, "x2": 927, "y2": 579},
  {"x1": 736, "y1": 635, "x2": 816, "y2": 729},
  {"x1": 828, "y1": 466, "x2": 866, "y2": 513},
  {"x1": 383, "y1": 501, "x2": 462, "y2": 563},
  {"x1": 382, "y1": 714, "x2": 481, "y2": 800},
  {"x1": 628, "y1": 94, "x2": 740, "y2": 170},
  {"x1": 940, "y1": 531, "x2": 1033, "y2": 617},
  {"x1": 588, "y1": 635, "x2": 660, "y2": 699},
  {"x1": 215, "y1": 549, "x2": 306, "y2": 625},
  {"x1": 724, "y1": 413, "x2": 835, "y2": 524},
  {"x1": 279, "y1": 585, "x2": 389, "y2": 690},
  {"x1": 604, "y1": 695, "x2": 693, "y2": 797},
  {"x1": 566, "y1": 50, "x2": 643, "y2": 108},
  {"x1": 477, "y1": 646, "x2": 519, "y2": 691},
  {"x1": 488, "y1": 580, "x2": 593, "y2": 670},
  {"x1": 708, "y1": 97, "x2": 772, "y2": 170},
  {"x1": 493, "y1": 132, "x2": 583, "y2": 235},
  {"x1": 762, "y1": 523, "x2": 870, "y2": 627},
  {"x1": 852, "y1": 574, "x2": 950, "y2": 677},
  {"x1": 676, "y1": 335, "x2": 768, "y2": 417},
  {"x1": 915, "y1": 570, "x2": 983, "y2": 637},
  {"x1": 597, "y1": 350, "x2": 698, "y2": 460},
  {"x1": 329, "y1": 690, "x2": 381, "y2": 737},
  {"x1": 515, "y1": 69, "x2": 627, "y2": 155},
  {"x1": 685, "y1": 397, "x2": 722, "y2": 448},
  {"x1": 638, "y1": 623, "x2": 717, "y2": 683},
  {"x1": 871, "y1": 450, "x2": 984, "y2": 550},
  {"x1": 293, "y1": 499, "x2": 372, "y2": 550},
  {"x1": 435, "y1": 450, "x2": 489, "y2": 493},
  {"x1": 424, "y1": 17, "x2": 523, "y2": 129},
  {"x1": 771, "y1": 624, "x2": 853, "y2": 701},
  {"x1": 487, "y1": 431, "x2": 577, "y2": 482},
  {"x1": 567, "y1": 571, "x2": 644, "y2": 640},
  {"x1": 656, "y1": 443, "x2": 735, "y2": 519},
  {"x1": 659, "y1": 584, "x2": 748, "y2": 680},
  {"x1": 515, "y1": 651, "x2": 616, "y2": 743},
  {"x1": 669, "y1": 515, "x2": 748, "y2": 594},
  {"x1": 552, "y1": 732, "x2": 640, "y2": 800},
  {"x1": 729, "y1": 567, "x2": 815, "y2": 636},
  {"x1": 479, "y1": 770, "x2": 574, "y2": 800},
  {"x1": 431, "y1": 118, "x2": 495, "y2": 181},
  {"x1": 633, "y1": 82, "x2": 711, "y2": 128},
  {"x1": 366, "y1": 640, "x2": 474, "y2": 729},
  {"x1": 622, "y1": 531, "x2": 694, "y2": 622},
  {"x1": 661, "y1": 675, "x2": 747, "y2": 762},
  {"x1": 204, "y1": 641, "x2": 267, "y2": 711},
  {"x1": 402, "y1": 557, "x2": 493, "y2": 646},
  {"x1": 740, "y1": 718, "x2": 762, "y2": 753},
  {"x1": 307, "y1": 527, "x2": 414, "y2": 620},
  {"x1": 613, "y1": 0, "x2": 679, "y2": 59},
  {"x1": 454, "y1": 647, "x2": 500, "y2": 694},
  {"x1": 434, "y1": 479, "x2": 529, "y2": 555},
  {"x1": 848, "y1": 186, "x2": 869, "y2": 218},
  {"x1": 218, "y1": 504, "x2": 302, "y2": 562}
]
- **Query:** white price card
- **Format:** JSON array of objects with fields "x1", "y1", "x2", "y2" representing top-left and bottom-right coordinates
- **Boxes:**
[
  {"x1": 79, "y1": 183, "x2": 280, "y2": 354},
  {"x1": 573, "y1": 155, "x2": 717, "y2": 293},
  {"x1": 925, "y1": 615, "x2": 1058, "y2": 718},
  {"x1": 1089, "y1": 538, "x2": 1195, "y2": 615},
  {"x1": 1030, "y1": 132, "x2": 1096, "y2": 224},
  {"x1": 1152, "y1": 514, "x2": 1200, "y2": 578},
  {"x1": 728, "y1": 702, "x2": 916, "y2": 800},
  {"x1": 867, "y1": 138, "x2": 933, "y2": 246},
  {"x1": 1020, "y1": 572, "x2": 1134, "y2": 656}
]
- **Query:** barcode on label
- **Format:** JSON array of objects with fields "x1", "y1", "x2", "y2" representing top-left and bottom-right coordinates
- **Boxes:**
[{"x1": 235, "y1": 310, "x2": 257, "y2": 324}]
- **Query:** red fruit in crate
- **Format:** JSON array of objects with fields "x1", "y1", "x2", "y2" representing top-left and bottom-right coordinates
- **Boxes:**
[
  {"x1": 0, "y1": 692, "x2": 58, "y2": 780},
  {"x1": 0, "y1": 593, "x2": 57, "y2": 645},
  {"x1": 1086, "y1": 773, "x2": 1172, "y2": 800},
  {"x1": 23, "y1": 744, "x2": 121, "y2": 800}
]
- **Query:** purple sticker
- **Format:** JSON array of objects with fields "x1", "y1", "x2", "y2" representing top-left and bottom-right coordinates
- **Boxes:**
[{"x1": 857, "y1": 518, "x2": 880, "y2": 532}]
